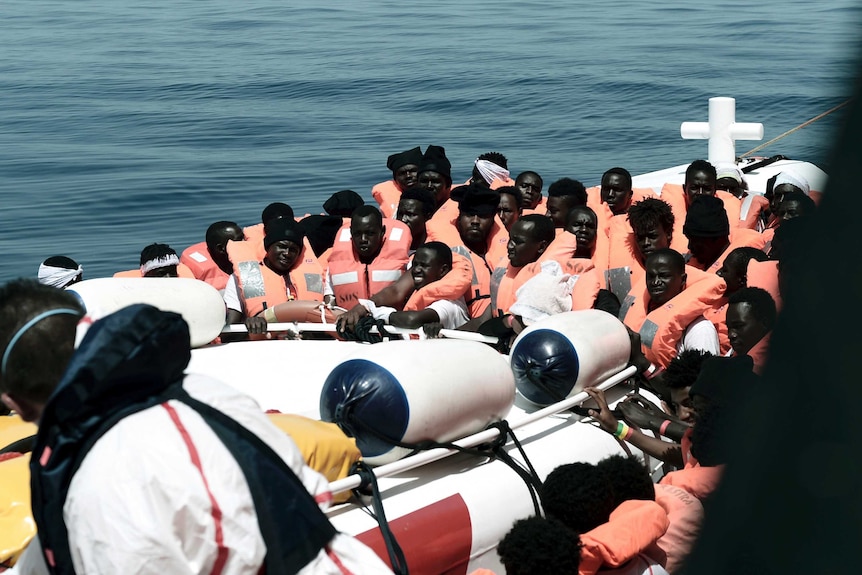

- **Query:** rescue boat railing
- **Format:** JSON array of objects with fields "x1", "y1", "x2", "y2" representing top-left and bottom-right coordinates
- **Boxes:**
[
  {"x1": 326, "y1": 364, "x2": 638, "y2": 496},
  {"x1": 221, "y1": 321, "x2": 499, "y2": 344}
]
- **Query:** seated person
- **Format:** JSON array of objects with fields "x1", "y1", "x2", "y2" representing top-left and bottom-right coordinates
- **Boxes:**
[
  {"x1": 322, "y1": 189, "x2": 364, "y2": 218},
  {"x1": 225, "y1": 218, "x2": 325, "y2": 334},
  {"x1": 725, "y1": 286, "x2": 777, "y2": 374},
  {"x1": 396, "y1": 186, "x2": 436, "y2": 252},
  {"x1": 515, "y1": 171, "x2": 545, "y2": 215},
  {"x1": 495, "y1": 516, "x2": 582, "y2": 575},
  {"x1": 705, "y1": 246, "x2": 768, "y2": 353},
  {"x1": 339, "y1": 241, "x2": 470, "y2": 330},
  {"x1": 37, "y1": 256, "x2": 83, "y2": 288},
  {"x1": 545, "y1": 177, "x2": 588, "y2": 228},
  {"x1": 418, "y1": 145, "x2": 454, "y2": 217},
  {"x1": 774, "y1": 189, "x2": 816, "y2": 224},
  {"x1": 372, "y1": 145, "x2": 423, "y2": 218},
  {"x1": 496, "y1": 186, "x2": 522, "y2": 231},
  {"x1": 180, "y1": 220, "x2": 245, "y2": 291},
  {"x1": 243, "y1": 202, "x2": 295, "y2": 258},
  {"x1": 684, "y1": 195, "x2": 765, "y2": 273},
  {"x1": 140, "y1": 243, "x2": 182, "y2": 278},
  {"x1": 765, "y1": 169, "x2": 811, "y2": 228},
  {"x1": 470, "y1": 151, "x2": 512, "y2": 188},
  {"x1": 619, "y1": 248, "x2": 722, "y2": 369}
]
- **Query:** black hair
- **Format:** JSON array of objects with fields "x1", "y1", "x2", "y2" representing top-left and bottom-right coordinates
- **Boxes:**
[
  {"x1": 725, "y1": 247, "x2": 768, "y2": 271},
  {"x1": 602, "y1": 167, "x2": 633, "y2": 189},
  {"x1": 596, "y1": 454, "x2": 655, "y2": 507},
  {"x1": 728, "y1": 286, "x2": 777, "y2": 331},
  {"x1": 261, "y1": 202, "x2": 294, "y2": 226},
  {"x1": 0, "y1": 278, "x2": 84, "y2": 403},
  {"x1": 477, "y1": 151, "x2": 508, "y2": 169},
  {"x1": 547, "y1": 178, "x2": 588, "y2": 204},
  {"x1": 398, "y1": 186, "x2": 436, "y2": 217},
  {"x1": 416, "y1": 241, "x2": 452, "y2": 268},
  {"x1": 519, "y1": 213, "x2": 556, "y2": 244},
  {"x1": 350, "y1": 204, "x2": 384, "y2": 227},
  {"x1": 497, "y1": 185, "x2": 523, "y2": 208},
  {"x1": 685, "y1": 159, "x2": 717, "y2": 184},
  {"x1": 664, "y1": 348, "x2": 713, "y2": 390},
  {"x1": 497, "y1": 516, "x2": 581, "y2": 575},
  {"x1": 516, "y1": 171, "x2": 544, "y2": 188},
  {"x1": 627, "y1": 198, "x2": 675, "y2": 237},
  {"x1": 42, "y1": 255, "x2": 79, "y2": 269},
  {"x1": 540, "y1": 462, "x2": 615, "y2": 534},
  {"x1": 139, "y1": 243, "x2": 178, "y2": 266},
  {"x1": 566, "y1": 205, "x2": 598, "y2": 226},
  {"x1": 205, "y1": 221, "x2": 242, "y2": 251},
  {"x1": 645, "y1": 247, "x2": 686, "y2": 275}
]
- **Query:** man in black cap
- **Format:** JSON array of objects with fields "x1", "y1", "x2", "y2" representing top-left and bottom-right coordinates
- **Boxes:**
[
  {"x1": 323, "y1": 189, "x2": 364, "y2": 218},
  {"x1": 224, "y1": 218, "x2": 324, "y2": 335},
  {"x1": 684, "y1": 194, "x2": 765, "y2": 273},
  {"x1": 417, "y1": 144, "x2": 453, "y2": 213},
  {"x1": 371, "y1": 145, "x2": 423, "y2": 218}
]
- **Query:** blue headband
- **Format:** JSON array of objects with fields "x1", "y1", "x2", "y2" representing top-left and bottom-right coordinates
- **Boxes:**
[{"x1": 1, "y1": 308, "x2": 81, "y2": 378}]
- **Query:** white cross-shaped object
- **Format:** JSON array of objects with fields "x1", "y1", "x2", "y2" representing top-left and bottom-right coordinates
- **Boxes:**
[{"x1": 680, "y1": 97, "x2": 764, "y2": 165}]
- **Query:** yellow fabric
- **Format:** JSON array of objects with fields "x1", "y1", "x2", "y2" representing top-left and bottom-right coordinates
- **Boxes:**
[
  {"x1": 0, "y1": 415, "x2": 37, "y2": 451},
  {"x1": 0, "y1": 454, "x2": 35, "y2": 568},
  {"x1": 266, "y1": 413, "x2": 361, "y2": 503}
]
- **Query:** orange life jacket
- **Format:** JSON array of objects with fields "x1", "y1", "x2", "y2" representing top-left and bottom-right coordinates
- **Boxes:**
[
  {"x1": 688, "y1": 228, "x2": 767, "y2": 273},
  {"x1": 227, "y1": 239, "x2": 325, "y2": 317},
  {"x1": 371, "y1": 179, "x2": 402, "y2": 219},
  {"x1": 113, "y1": 263, "x2": 195, "y2": 279},
  {"x1": 402, "y1": 253, "x2": 472, "y2": 311},
  {"x1": 326, "y1": 219, "x2": 412, "y2": 309},
  {"x1": 747, "y1": 259, "x2": 782, "y2": 311},
  {"x1": 620, "y1": 266, "x2": 726, "y2": 368},
  {"x1": 540, "y1": 229, "x2": 609, "y2": 276},
  {"x1": 739, "y1": 193, "x2": 770, "y2": 230},
  {"x1": 660, "y1": 183, "x2": 744, "y2": 234},
  {"x1": 490, "y1": 258, "x2": 600, "y2": 317},
  {"x1": 180, "y1": 241, "x2": 230, "y2": 290},
  {"x1": 653, "y1": 483, "x2": 704, "y2": 574},
  {"x1": 520, "y1": 196, "x2": 547, "y2": 216},
  {"x1": 659, "y1": 464, "x2": 724, "y2": 502},
  {"x1": 702, "y1": 298, "x2": 731, "y2": 355},
  {"x1": 578, "y1": 499, "x2": 670, "y2": 575}
]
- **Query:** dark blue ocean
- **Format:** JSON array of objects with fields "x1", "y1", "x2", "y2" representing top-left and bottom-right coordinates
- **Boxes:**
[{"x1": 1, "y1": 0, "x2": 859, "y2": 281}]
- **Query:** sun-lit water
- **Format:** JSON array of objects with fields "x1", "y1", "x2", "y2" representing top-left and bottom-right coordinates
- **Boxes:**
[{"x1": 1, "y1": 0, "x2": 859, "y2": 280}]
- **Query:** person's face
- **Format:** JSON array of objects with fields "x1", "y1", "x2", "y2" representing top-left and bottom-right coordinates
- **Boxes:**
[
  {"x1": 411, "y1": 248, "x2": 448, "y2": 289},
  {"x1": 684, "y1": 170, "x2": 716, "y2": 204},
  {"x1": 634, "y1": 224, "x2": 671, "y2": 261},
  {"x1": 394, "y1": 164, "x2": 419, "y2": 191},
  {"x1": 418, "y1": 171, "x2": 450, "y2": 204},
  {"x1": 687, "y1": 236, "x2": 724, "y2": 267},
  {"x1": 770, "y1": 184, "x2": 799, "y2": 213},
  {"x1": 456, "y1": 211, "x2": 495, "y2": 246},
  {"x1": 470, "y1": 166, "x2": 490, "y2": 188},
  {"x1": 144, "y1": 265, "x2": 178, "y2": 278},
  {"x1": 566, "y1": 210, "x2": 597, "y2": 255},
  {"x1": 669, "y1": 386, "x2": 695, "y2": 424},
  {"x1": 351, "y1": 216, "x2": 385, "y2": 261},
  {"x1": 646, "y1": 257, "x2": 685, "y2": 306},
  {"x1": 600, "y1": 174, "x2": 633, "y2": 215},
  {"x1": 498, "y1": 193, "x2": 521, "y2": 230},
  {"x1": 507, "y1": 221, "x2": 546, "y2": 268},
  {"x1": 266, "y1": 239, "x2": 302, "y2": 273},
  {"x1": 717, "y1": 258, "x2": 746, "y2": 296},
  {"x1": 726, "y1": 301, "x2": 768, "y2": 355},
  {"x1": 777, "y1": 198, "x2": 805, "y2": 222},
  {"x1": 516, "y1": 174, "x2": 542, "y2": 208},
  {"x1": 397, "y1": 199, "x2": 428, "y2": 240},
  {"x1": 216, "y1": 226, "x2": 245, "y2": 255},
  {"x1": 545, "y1": 196, "x2": 571, "y2": 228},
  {"x1": 715, "y1": 177, "x2": 741, "y2": 198}
]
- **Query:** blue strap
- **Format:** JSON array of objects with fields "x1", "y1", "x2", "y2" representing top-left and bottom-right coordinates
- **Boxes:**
[{"x1": 1, "y1": 308, "x2": 81, "y2": 376}]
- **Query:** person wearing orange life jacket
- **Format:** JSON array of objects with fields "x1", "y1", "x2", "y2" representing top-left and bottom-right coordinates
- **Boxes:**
[
  {"x1": 714, "y1": 163, "x2": 770, "y2": 231},
  {"x1": 337, "y1": 241, "x2": 470, "y2": 332},
  {"x1": 545, "y1": 177, "x2": 588, "y2": 228},
  {"x1": 702, "y1": 246, "x2": 769, "y2": 354},
  {"x1": 426, "y1": 183, "x2": 509, "y2": 318},
  {"x1": 242, "y1": 202, "x2": 295, "y2": 260},
  {"x1": 323, "y1": 205, "x2": 411, "y2": 311},
  {"x1": 764, "y1": 169, "x2": 812, "y2": 229},
  {"x1": 684, "y1": 194, "x2": 766, "y2": 274},
  {"x1": 180, "y1": 220, "x2": 245, "y2": 291},
  {"x1": 396, "y1": 186, "x2": 436, "y2": 253},
  {"x1": 418, "y1": 144, "x2": 453, "y2": 217},
  {"x1": 494, "y1": 516, "x2": 582, "y2": 575},
  {"x1": 371, "y1": 145, "x2": 423, "y2": 218},
  {"x1": 725, "y1": 286, "x2": 776, "y2": 375},
  {"x1": 224, "y1": 218, "x2": 325, "y2": 337},
  {"x1": 620, "y1": 248, "x2": 722, "y2": 370},
  {"x1": 496, "y1": 185, "x2": 522, "y2": 231},
  {"x1": 469, "y1": 151, "x2": 514, "y2": 188},
  {"x1": 138, "y1": 243, "x2": 195, "y2": 278},
  {"x1": 515, "y1": 170, "x2": 546, "y2": 216}
]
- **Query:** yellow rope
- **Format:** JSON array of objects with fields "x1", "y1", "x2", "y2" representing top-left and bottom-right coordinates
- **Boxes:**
[{"x1": 740, "y1": 99, "x2": 853, "y2": 158}]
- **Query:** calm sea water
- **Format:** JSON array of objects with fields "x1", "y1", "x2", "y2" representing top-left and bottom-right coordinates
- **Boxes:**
[{"x1": 1, "y1": 0, "x2": 859, "y2": 281}]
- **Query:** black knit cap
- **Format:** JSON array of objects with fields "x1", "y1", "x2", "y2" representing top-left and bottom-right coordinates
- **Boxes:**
[
  {"x1": 454, "y1": 182, "x2": 500, "y2": 216},
  {"x1": 689, "y1": 355, "x2": 758, "y2": 407},
  {"x1": 418, "y1": 145, "x2": 452, "y2": 182},
  {"x1": 323, "y1": 190, "x2": 365, "y2": 217},
  {"x1": 386, "y1": 146, "x2": 423, "y2": 172},
  {"x1": 264, "y1": 217, "x2": 305, "y2": 250},
  {"x1": 298, "y1": 215, "x2": 342, "y2": 257},
  {"x1": 683, "y1": 195, "x2": 730, "y2": 238}
]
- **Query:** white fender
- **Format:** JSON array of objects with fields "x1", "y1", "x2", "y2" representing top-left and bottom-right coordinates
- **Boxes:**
[
  {"x1": 68, "y1": 277, "x2": 225, "y2": 348},
  {"x1": 319, "y1": 339, "x2": 515, "y2": 465},
  {"x1": 509, "y1": 310, "x2": 631, "y2": 406}
]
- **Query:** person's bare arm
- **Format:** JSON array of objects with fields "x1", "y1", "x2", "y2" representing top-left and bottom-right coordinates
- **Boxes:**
[
  {"x1": 388, "y1": 308, "x2": 440, "y2": 329},
  {"x1": 370, "y1": 271, "x2": 415, "y2": 308}
]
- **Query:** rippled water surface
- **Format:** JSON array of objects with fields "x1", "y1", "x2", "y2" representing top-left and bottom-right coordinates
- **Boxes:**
[{"x1": 1, "y1": 0, "x2": 859, "y2": 280}]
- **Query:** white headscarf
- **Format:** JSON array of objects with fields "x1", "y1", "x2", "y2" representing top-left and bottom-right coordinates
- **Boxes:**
[
  {"x1": 774, "y1": 170, "x2": 810, "y2": 195},
  {"x1": 140, "y1": 254, "x2": 180, "y2": 275},
  {"x1": 715, "y1": 162, "x2": 744, "y2": 185},
  {"x1": 509, "y1": 261, "x2": 577, "y2": 326},
  {"x1": 38, "y1": 263, "x2": 83, "y2": 288},
  {"x1": 474, "y1": 159, "x2": 510, "y2": 186}
]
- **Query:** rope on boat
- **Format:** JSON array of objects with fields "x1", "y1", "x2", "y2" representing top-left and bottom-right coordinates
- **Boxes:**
[{"x1": 740, "y1": 99, "x2": 852, "y2": 157}]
